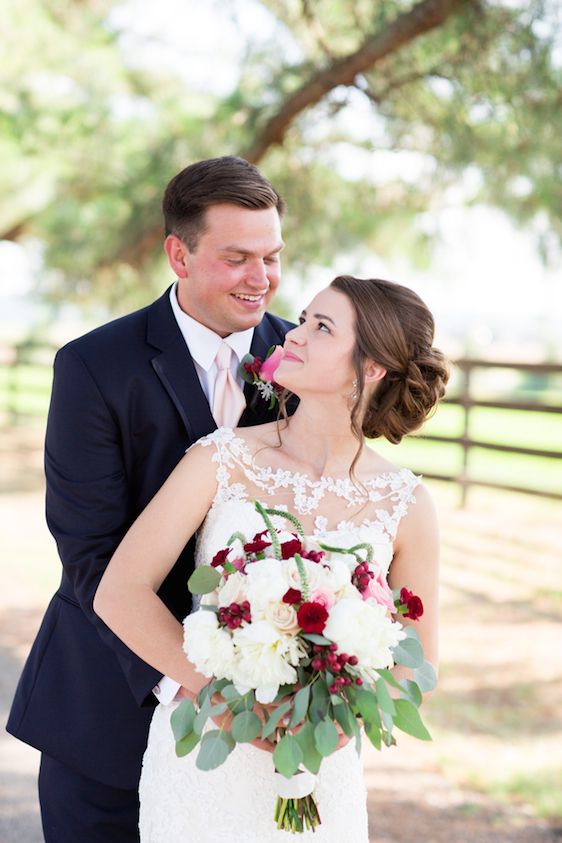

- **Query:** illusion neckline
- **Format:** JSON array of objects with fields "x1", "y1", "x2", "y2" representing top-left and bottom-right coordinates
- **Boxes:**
[{"x1": 217, "y1": 426, "x2": 411, "y2": 490}]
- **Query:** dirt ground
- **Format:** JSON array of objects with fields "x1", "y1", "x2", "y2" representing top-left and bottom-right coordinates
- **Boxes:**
[{"x1": 1, "y1": 426, "x2": 561, "y2": 842}]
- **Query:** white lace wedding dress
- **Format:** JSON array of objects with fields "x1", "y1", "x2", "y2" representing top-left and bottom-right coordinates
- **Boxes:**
[{"x1": 139, "y1": 428, "x2": 420, "y2": 842}]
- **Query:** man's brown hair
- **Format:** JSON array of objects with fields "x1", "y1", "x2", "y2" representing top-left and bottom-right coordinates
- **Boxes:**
[{"x1": 162, "y1": 156, "x2": 285, "y2": 251}]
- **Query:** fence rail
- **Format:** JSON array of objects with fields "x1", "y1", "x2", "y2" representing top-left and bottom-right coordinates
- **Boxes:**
[
  {"x1": 2, "y1": 344, "x2": 561, "y2": 503},
  {"x1": 413, "y1": 357, "x2": 562, "y2": 504}
]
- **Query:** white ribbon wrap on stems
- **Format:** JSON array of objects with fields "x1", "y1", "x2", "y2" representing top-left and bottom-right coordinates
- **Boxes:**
[{"x1": 274, "y1": 770, "x2": 317, "y2": 799}]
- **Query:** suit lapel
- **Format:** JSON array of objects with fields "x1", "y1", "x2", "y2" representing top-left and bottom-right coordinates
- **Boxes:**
[{"x1": 147, "y1": 289, "x2": 216, "y2": 444}]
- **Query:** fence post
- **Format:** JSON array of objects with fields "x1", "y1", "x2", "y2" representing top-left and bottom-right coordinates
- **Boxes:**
[{"x1": 459, "y1": 362, "x2": 472, "y2": 508}]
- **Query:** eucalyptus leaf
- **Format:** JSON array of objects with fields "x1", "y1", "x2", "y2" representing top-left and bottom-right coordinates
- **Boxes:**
[
  {"x1": 333, "y1": 701, "x2": 356, "y2": 738},
  {"x1": 399, "y1": 679, "x2": 423, "y2": 707},
  {"x1": 309, "y1": 679, "x2": 330, "y2": 723},
  {"x1": 413, "y1": 661, "x2": 438, "y2": 693},
  {"x1": 354, "y1": 688, "x2": 382, "y2": 728},
  {"x1": 187, "y1": 566, "x2": 221, "y2": 595},
  {"x1": 288, "y1": 685, "x2": 310, "y2": 729},
  {"x1": 393, "y1": 699, "x2": 432, "y2": 741},
  {"x1": 376, "y1": 667, "x2": 404, "y2": 692},
  {"x1": 196, "y1": 729, "x2": 235, "y2": 770},
  {"x1": 231, "y1": 710, "x2": 262, "y2": 743},
  {"x1": 261, "y1": 700, "x2": 292, "y2": 740},
  {"x1": 364, "y1": 718, "x2": 382, "y2": 751},
  {"x1": 170, "y1": 698, "x2": 196, "y2": 742},
  {"x1": 273, "y1": 734, "x2": 303, "y2": 779},
  {"x1": 375, "y1": 678, "x2": 396, "y2": 716},
  {"x1": 393, "y1": 636, "x2": 424, "y2": 668},
  {"x1": 300, "y1": 633, "x2": 331, "y2": 646},
  {"x1": 193, "y1": 694, "x2": 213, "y2": 736},
  {"x1": 175, "y1": 730, "x2": 201, "y2": 758},
  {"x1": 294, "y1": 721, "x2": 322, "y2": 774},
  {"x1": 314, "y1": 718, "x2": 339, "y2": 757}
]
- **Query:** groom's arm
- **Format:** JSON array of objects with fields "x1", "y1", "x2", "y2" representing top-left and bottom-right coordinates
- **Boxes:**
[{"x1": 44, "y1": 343, "x2": 163, "y2": 707}]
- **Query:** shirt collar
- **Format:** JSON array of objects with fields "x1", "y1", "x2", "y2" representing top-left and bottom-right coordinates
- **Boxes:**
[{"x1": 169, "y1": 282, "x2": 254, "y2": 371}]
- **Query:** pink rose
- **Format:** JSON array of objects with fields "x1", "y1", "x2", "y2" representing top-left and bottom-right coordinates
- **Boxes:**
[
  {"x1": 259, "y1": 346, "x2": 284, "y2": 382},
  {"x1": 309, "y1": 588, "x2": 336, "y2": 612},
  {"x1": 363, "y1": 571, "x2": 394, "y2": 611}
]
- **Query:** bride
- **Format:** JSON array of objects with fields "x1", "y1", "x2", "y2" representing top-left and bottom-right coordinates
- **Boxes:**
[{"x1": 94, "y1": 275, "x2": 448, "y2": 841}]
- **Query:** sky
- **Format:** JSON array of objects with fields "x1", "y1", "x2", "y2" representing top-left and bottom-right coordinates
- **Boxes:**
[{"x1": 1, "y1": 0, "x2": 560, "y2": 358}]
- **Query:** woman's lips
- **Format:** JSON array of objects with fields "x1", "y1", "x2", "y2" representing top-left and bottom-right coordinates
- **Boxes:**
[{"x1": 282, "y1": 351, "x2": 303, "y2": 363}]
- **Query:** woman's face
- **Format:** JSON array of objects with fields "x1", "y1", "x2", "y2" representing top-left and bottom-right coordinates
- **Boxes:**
[{"x1": 275, "y1": 287, "x2": 357, "y2": 398}]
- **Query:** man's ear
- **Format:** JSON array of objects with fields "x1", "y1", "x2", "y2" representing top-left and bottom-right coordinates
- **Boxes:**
[
  {"x1": 364, "y1": 360, "x2": 386, "y2": 384},
  {"x1": 164, "y1": 234, "x2": 189, "y2": 278}
]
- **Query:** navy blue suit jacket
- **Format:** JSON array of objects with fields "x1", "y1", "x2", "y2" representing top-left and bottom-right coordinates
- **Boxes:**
[{"x1": 7, "y1": 287, "x2": 294, "y2": 789}]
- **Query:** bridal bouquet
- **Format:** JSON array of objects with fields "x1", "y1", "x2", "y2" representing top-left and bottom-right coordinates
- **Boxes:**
[{"x1": 172, "y1": 502, "x2": 435, "y2": 834}]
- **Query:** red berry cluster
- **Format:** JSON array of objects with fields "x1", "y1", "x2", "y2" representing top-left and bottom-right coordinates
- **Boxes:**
[
  {"x1": 351, "y1": 561, "x2": 375, "y2": 593},
  {"x1": 218, "y1": 601, "x2": 251, "y2": 630},
  {"x1": 309, "y1": 642, "x2": 362, "y2": 694}
]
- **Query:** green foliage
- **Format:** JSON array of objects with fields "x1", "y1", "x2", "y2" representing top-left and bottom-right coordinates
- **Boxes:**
[{"x1": 2, "y1": 0, "x2": 560, "y2": 312}]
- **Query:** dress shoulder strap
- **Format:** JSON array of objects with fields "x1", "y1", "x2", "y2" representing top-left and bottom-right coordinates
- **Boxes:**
[
  {"x1": 196, "y1": 427, "x2": 251, "y2": 502},
  {"x1": 382, "y1": 468, "x2": 421, "y2": 540}
]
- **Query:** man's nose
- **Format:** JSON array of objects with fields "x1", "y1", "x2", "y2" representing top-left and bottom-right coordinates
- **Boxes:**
[{"x1": 246, "y1": 259, "x2": 269, "y2": 288}]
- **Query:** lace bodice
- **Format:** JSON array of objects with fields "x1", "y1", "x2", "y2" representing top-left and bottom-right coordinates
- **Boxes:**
[{"x1": 194, "y1": 427, "x2": 420, "y2": 579}]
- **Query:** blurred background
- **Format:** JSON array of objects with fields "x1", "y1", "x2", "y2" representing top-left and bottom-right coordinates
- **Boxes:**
[{"x1": 1, "y1": 1, "x2": 561, "y2": 841}]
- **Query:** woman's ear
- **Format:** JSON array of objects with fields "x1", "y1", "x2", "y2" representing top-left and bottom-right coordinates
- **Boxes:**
[
  {"x1": 164, "y1": 234, "x2": 189, "y2": 278},
  {"x1": 364, "y1": 360, "x2": 387, "y2": 384}
]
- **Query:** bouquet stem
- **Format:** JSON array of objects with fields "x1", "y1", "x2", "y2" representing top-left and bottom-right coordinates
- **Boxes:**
[{"x1": 274, "y1": 794, "x2": 321, "y2": 833}]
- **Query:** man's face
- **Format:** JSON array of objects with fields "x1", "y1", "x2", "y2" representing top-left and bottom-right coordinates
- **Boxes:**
[{"x1": 170, "y1": 203, "x2": 284, "y2": 337}]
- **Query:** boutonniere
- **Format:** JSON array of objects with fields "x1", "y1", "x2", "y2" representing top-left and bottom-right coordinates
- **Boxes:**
[{"x1": 239, "y1": 345, "x2": 284, "y2": 409}]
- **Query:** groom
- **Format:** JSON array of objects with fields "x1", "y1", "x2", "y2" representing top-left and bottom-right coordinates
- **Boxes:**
[{"x1": 7, "y1": 156, "x2": 293, "y2": 842}]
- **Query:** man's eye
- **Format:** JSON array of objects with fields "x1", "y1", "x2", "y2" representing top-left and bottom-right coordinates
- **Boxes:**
[{"x1": 227, "y1": 258, "x2": 246, "y2": 265}]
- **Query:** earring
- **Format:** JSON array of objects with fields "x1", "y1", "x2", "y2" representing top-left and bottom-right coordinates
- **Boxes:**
[{"x1": 348, "y1": 378, "x2": 358, "y2": 404}]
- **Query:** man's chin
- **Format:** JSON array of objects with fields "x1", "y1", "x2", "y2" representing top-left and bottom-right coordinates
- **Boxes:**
[{"x1": 227, "y1": 309, "x2": 266, "y2": 333}]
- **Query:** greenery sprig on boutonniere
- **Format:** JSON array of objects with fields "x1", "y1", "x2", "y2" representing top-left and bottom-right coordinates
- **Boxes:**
[{"x1": 239, "y1": 345, "x2": 284, "y2": 409}]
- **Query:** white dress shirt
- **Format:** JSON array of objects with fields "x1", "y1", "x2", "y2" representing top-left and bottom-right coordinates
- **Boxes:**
[{"x1": 153, "y1": 283, "x2": 254, "y2": 705}]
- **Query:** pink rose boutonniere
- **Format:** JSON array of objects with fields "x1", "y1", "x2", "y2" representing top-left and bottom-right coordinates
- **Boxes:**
[{"x1": 239, "y1": 345, "x2": 284, "y2": 408}]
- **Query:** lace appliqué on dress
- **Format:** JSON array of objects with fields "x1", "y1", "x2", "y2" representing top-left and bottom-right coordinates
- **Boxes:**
[{"x1": 199, "y1": 427, "x2": 419, "y2": 541}]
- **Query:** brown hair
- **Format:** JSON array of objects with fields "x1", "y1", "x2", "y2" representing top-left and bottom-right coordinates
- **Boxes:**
[
  {"x1": 162, "y1": 156, "x2": 285, "y2": 251},
  {"x1": 330, "y1": 276, "x2": 449, "y2": 448}
]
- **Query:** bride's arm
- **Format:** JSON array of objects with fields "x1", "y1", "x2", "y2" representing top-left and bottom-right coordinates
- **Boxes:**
[
  {"x1": 387, "y1": 482, "x2": 440, "y2": 696},
  {"x1": 93, "y1": 443, "x2": 217, "y2": 697}
]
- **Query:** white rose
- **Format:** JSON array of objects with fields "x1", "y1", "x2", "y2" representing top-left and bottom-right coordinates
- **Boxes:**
[
  {"x1": 283, "y1": 557, "x2": 327, "y2": 595},
  {"x1": 231, "y1": 620, "x2": 304, "y2": 703},
  {"x1": 183, "y1": 610, "x2": 236, "y2": 680},
  {"x1": 217, "y1": 572, "x2": 247, "y2": 607},
  {"x1": 323, "y1": 598, "x2": 405, "y2": 673},
  {"x1": 265, "y1": 600, "x2": 299, "y2": 635},
  {"x1": 324, "y1": 557, "x2": 352, "y2": 594}
]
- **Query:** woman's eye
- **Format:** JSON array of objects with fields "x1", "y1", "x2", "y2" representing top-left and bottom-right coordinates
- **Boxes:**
[{"x1": 318, "y1": 321, "x2": 330, "y2": 333}]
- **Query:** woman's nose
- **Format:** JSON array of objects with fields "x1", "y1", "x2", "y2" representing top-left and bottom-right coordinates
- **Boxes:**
[{"x1": 284, "y1": 323, "x2": 305, "y2": 345}]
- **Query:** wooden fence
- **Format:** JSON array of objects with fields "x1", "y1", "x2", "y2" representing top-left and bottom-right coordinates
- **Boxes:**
[
  {"x1": 1, "y1": 343, "x2": 561, "y2": 503},
  {"x1": 414, "y1": 358, "x2": 562, "y2": 504}
]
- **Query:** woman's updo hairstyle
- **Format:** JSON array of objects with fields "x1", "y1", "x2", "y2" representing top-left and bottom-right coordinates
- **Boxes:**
[{"x1": 331, "y1": 276, "x2": 449, "y2": 444}]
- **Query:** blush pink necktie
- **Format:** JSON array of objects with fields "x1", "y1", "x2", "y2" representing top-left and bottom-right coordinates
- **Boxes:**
[{"x1": 212, "y1": 342, "x2": 246, "y2": 428}]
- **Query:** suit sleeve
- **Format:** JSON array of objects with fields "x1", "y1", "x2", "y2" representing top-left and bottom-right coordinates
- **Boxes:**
[{"x1": 44, "y1": 345, "x2": 161, "y2": 707}]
